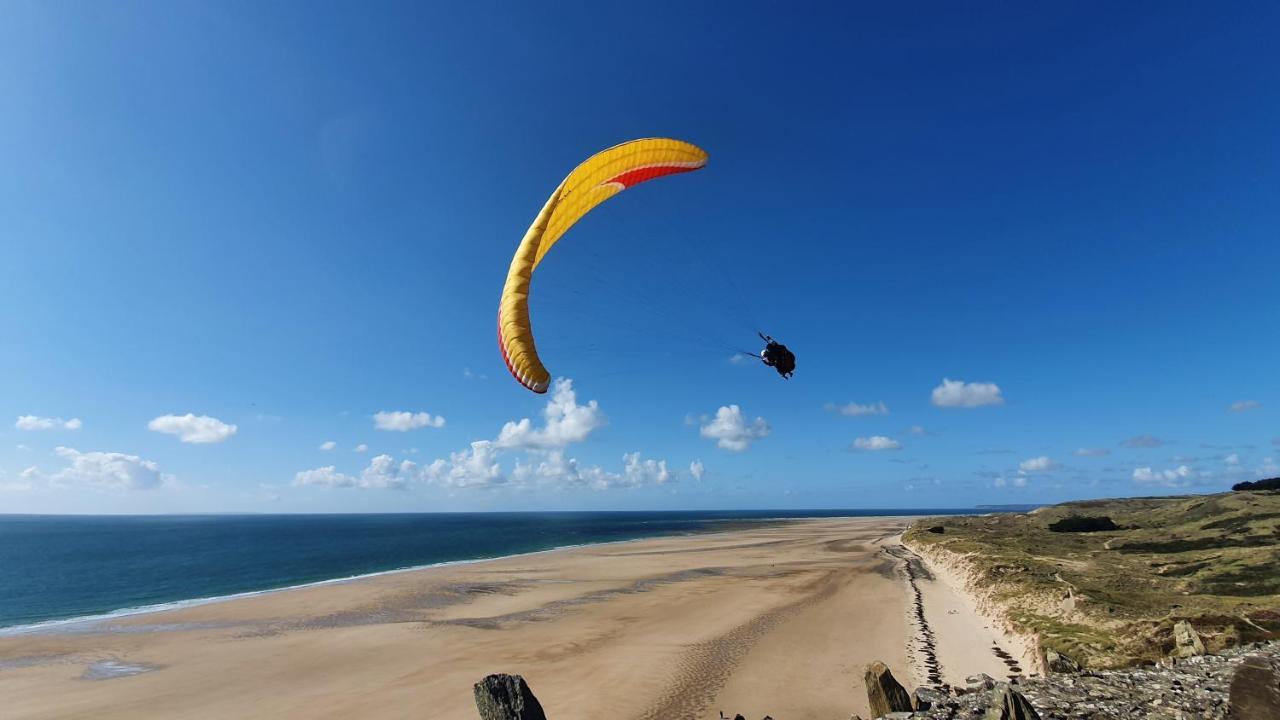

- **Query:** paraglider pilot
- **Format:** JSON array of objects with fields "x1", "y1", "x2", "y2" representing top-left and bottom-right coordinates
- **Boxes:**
[{"x1": 759, "y1": 333, "x2": 795, "y2": 379}]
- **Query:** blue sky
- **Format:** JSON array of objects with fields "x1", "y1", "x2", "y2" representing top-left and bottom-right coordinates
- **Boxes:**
[{"x1": 2, "y1": 2, "x2": 1278, "y2": 513}]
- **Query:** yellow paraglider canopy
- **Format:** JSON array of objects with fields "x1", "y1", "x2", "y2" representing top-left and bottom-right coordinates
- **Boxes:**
[{"x1": 498, "y1": 138, "x2": 708, "y2": 392}]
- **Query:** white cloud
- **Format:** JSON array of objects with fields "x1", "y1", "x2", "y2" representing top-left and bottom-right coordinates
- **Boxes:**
[
  {"x1": 148, "y1": 414, "x2": 237, "y2": 444},
  {"x1": 1225, "y1": 453, "x2": 1241, "y2": 466},
  {"x1": 1132, "y1": 465, "x2": 1192, "y2": 487},
  {"x1": 15, "y1": 415, "x2": 82, "y2": 431},
  {"x1": 46, "y1": 447, "x2": 170, "y2": 490},
  {"x1": 354, "y1": 443, "x2": 369, "y2": 453},
  {"x1": 1073, "y1": 448, "x2": 1110, "y2": 457},
  {"x1": 825, "y1": 401, "x2": 889, "y2": 417},
  {"x1": 510, "y1": 451, "x2": 671, "y2": 491},
  {"x1": 690, "y1": 460, "x2": 705, "y2": 481},
  {"x1": 908, "y1": 425, "x2": 927, "y2": 436},
  {"x1": 462, "y1": 367, "x2": 487, "y2": 380},
  {"x1": 373, "y1": 411, "x2": 446, "y2": 431},
  {"x1": 930, "y1": 379, "x2": 1004, "y2": 408},
  {"x1": 1122, "y1": 434, "x2": 1164, "y2": 448},
  {"x1": 496, "y1": 379, "x2": 605, "y2": 450},
  {"x1": 358, "y1": 454, "x2": 416, "y2": 490},
  {"x1": 699, "y1": 405, "x2": 770, "y2": 451},
  {"x1": 728, "y1": 353, "x2": 751, "y2": 365},
  {"x1": 1228, "y1": 400, "x2": 1261, "y2": 413},
  {"x1": 1018, "y1": 456, "x2": 1057, "y2": 473},
  {"x1": 319, "y1": 440, "x2": 337, "y2": 451},
  {"x1": 425, "y1": 440, "x2": 506, "y2": 488},
  {"x1": 406, "y1": 378, "x2": 677, "y2": 494},
  {"x1": 294, "y1": 454, "x2": 421, "y2": 491},
  {"x1": 853, "y1": 435, "x2": 902, "y2": 451},
  {"x1": 293, "y1": 466, "x2": 356, "y2": 488},
  {"x1": 993, "y1": 475, "x2": 1027, "y2": 489},
  {"x1": 511, "y1": 451, "x2": 614, "y2": 490},
  {"x1": 622, "y1": 452, "x2": 671, "y2": 487},
  {"x1": 1, "y1": 466, "x2": 45, "y2": 492}
]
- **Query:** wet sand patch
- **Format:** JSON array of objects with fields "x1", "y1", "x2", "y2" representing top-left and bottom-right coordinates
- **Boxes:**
[{"x1": 80, "y1": 660, "x2": 161, "y2": 681}]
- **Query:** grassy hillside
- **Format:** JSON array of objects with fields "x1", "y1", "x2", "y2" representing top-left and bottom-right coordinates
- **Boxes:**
[{"x1": 904, "y1": 490, "x2": 1280, "y2": 669}]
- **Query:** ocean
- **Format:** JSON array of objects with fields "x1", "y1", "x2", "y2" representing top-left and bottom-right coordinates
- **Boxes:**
[{"x1": 0, "y1": 509, "x2": 974, "y2": 631}]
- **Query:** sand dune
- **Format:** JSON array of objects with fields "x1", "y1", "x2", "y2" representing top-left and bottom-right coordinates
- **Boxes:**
[{"x1": 0, "y1": 518, "x2": 1018, "y2": 719}]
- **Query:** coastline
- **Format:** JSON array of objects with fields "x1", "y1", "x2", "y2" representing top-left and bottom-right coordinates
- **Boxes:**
[
  {"x1": 0, "y1": 515, "x2": 1028, "y2": 719},
  {"x1": 0, "y1": 517, "x2": 920, "y2": 719},
  {"x1": 0, "y1": 533, "x2": 706, "y2": 638},
  {"x1": 901, "y1": 531, "x2": 1044, "y2": 678},
  {"x1": 0, "y1": 510, "x2": 976, "y2": 634},
  {"x1": 882, "y1": 533, "x2": 1033, "y2": 689}
]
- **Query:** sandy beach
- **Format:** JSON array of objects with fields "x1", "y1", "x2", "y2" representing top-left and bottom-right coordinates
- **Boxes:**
[{"x1": 0, "y1": 517, "x2": 1022, "y2": 719}]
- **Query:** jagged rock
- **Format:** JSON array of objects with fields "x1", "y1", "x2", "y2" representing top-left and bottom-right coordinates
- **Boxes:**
[
  {"x1": 966, "y1": 673, "x2": 997, "y2": 691},
  {"x1": 983, "y1": 685, "x2": 1041, "y2": 719},
  {"x1": 898, "y1": 642, "x2": 1276, "y2": 720},
  {"x1": 863, "y1": 661, "x2": 912, "y2": 716},
  {"x1": 1173, "y1": 620, "x2": 1205, "y2": 657},
  {"x1": 1229, "y1": 655, "x2": 1280, "y2": 720},
  {"x1": 913, "y1": 685, "x2": 947, "y2": 710},
  {"x1": 1044, "y1": 648, "x2": 1081, "y2": 673},
  {"x1": 882, "y1": 713, "x2": 913, "y2": 719},
  {"x1": 473, "y1": 674, "x2": 547, "y2": 720}
]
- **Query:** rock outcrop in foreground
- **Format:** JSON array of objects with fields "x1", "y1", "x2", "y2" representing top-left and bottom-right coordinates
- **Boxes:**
[
  {"x1": 864, "y1": 660, "x2": 913, "y2": 716},
  {"x1": 474, "y1": 642, "x2": 1279, "y2": 718},
  {"x1": 867, "y1": 641, "x2": 1280, "y2": 720},
  {"x1": 473, "y1": 674, "x2": 547, "y2": 720}
]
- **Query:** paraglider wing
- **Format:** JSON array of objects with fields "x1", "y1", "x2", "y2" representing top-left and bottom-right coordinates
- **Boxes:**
[{"x1": 498, "y1": 138, "x2": 708, "y2": 392}]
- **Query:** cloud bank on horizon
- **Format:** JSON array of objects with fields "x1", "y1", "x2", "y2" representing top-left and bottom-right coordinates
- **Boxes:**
[{"x1": 5, "y1": 362, "x2": 1278, "y2": 512}]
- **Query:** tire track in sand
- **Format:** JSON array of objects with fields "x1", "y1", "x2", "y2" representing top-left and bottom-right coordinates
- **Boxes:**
[{"x1": 632, "y1": 571, "x2": 842, "y2": 720}]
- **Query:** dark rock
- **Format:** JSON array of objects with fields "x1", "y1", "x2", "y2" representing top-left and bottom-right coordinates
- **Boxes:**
[
  {"x1": 1229, "y1": 655, "x2": 1280, "y2": 720},
  {"x1": 902, "y1": 641, "x2": 1276, "y2": 720},
  {"x1": 984, "y1": 686, "x2": 1041, "y2": 719},
  {"x1": 473, "y1": 674, "x2": 547, "y2": 720},
  {"x1": 927, "y1": 526, "x2": 945, "y2": 534},
  {"x1": 1047, "y1": 515, "x2": 1118, "y2": 532},
  {"x1": 1044, "y1": 648, "x2": 1081, "y2": 674},
  {"x1": 913, "y1": 685, "x2": 947, "y2": 710},
  {"x1": 1173, "y1": 620, "x2": 1205, "y2": 657},
  {"x1": 863, "y1": 661, "x2": 912, "y2": 717}
]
